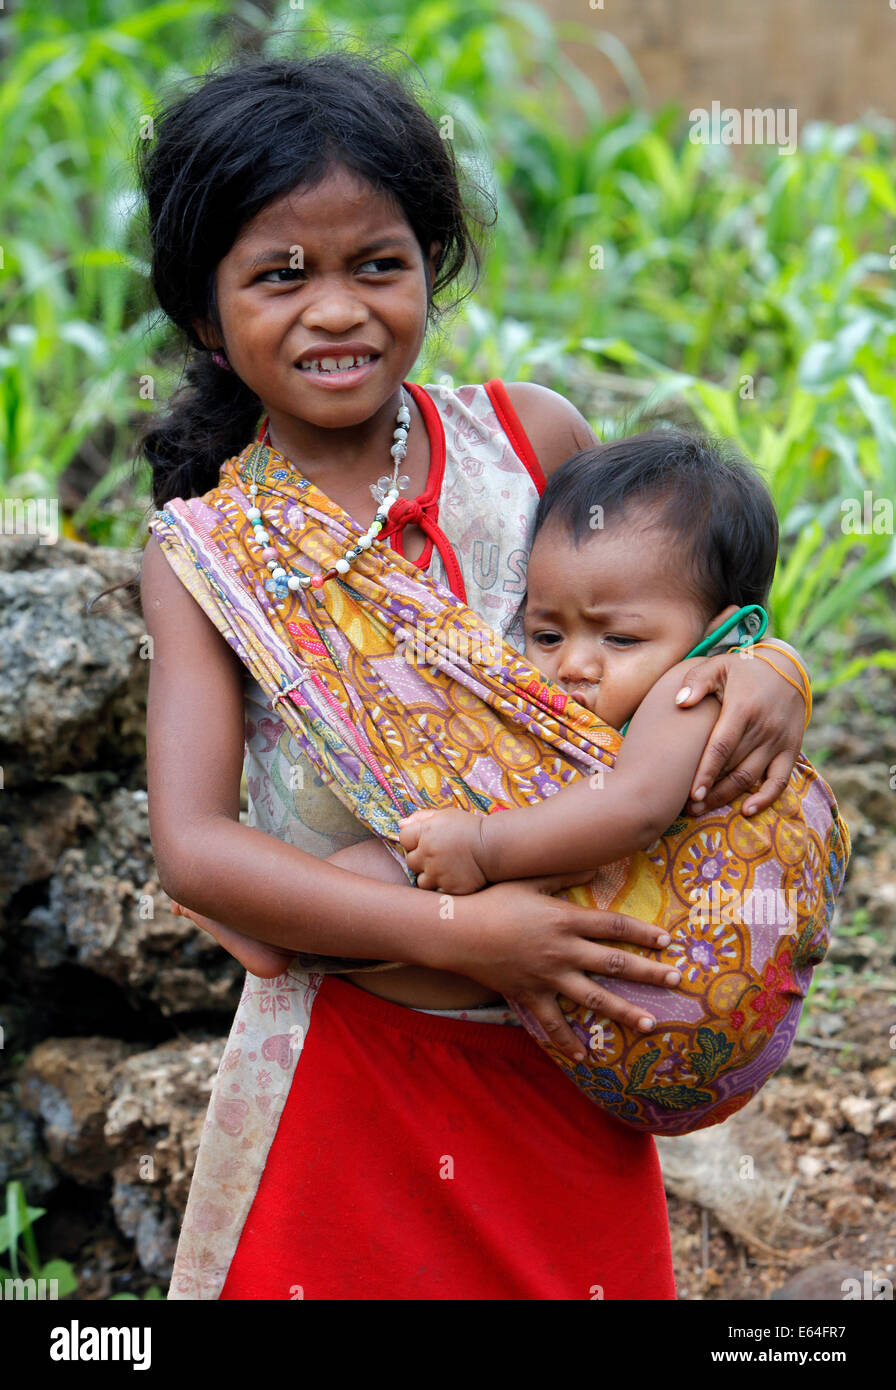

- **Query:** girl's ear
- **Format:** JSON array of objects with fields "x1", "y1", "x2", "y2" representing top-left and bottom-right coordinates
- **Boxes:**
[
  {"x1": 192, "y1": 319, "x2": 220, "y2": 351},
  {"x1": 426, "y1": 240, "x2": 443, "y2": 282}
]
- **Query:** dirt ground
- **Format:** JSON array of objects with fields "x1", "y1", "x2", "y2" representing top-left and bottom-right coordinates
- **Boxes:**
[{"x1": 668, "y1": 683, "x2": 896, "y2": 1301}]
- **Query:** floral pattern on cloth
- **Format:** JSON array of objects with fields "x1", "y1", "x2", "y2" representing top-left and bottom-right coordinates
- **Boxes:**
[{"x1": 149, "y1": 432, "x2": 850, "y2": 1150}]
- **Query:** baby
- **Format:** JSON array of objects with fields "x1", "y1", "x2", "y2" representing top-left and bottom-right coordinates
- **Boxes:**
[{"x1": 398, "y1": 426, "x2": 784, "y2": 890}]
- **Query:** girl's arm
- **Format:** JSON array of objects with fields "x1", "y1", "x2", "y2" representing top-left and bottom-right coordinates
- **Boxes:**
[
  {"x1": 141, "y1": 534, "x2": 681, "y2": 1062},
  {"x1": 142, "y1": 532, "x2": 458, "y2": 964},
  {"x1": 672, "y1": 637, "x2": 809, "y2": 815}
]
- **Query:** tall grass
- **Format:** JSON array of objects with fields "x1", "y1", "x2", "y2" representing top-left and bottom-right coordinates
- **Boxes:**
[{"x1": 3, "y1": 0, "x2": 894, "y2": 685}]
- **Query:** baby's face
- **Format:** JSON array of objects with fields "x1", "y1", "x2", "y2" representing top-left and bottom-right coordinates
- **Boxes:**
[{"x1": 522, "y1": 517, "x2": 716, "y2": 731}]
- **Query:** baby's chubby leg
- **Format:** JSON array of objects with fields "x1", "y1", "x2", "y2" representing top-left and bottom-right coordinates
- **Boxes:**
[
  {"x1": 327, "y1": 836, "x2": 410, "y2": 885},
  {"x1": 169, "y1": 836, "x2": 406, "y2": 977}
]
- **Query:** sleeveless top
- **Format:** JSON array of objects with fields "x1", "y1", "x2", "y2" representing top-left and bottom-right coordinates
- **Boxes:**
[{"x1": 240, "y1": 378, "x2": 546, "y2": 971}]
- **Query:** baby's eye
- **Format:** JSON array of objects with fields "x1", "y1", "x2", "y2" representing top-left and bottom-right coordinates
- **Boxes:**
[
  {"x1": 603, "y1": 635, "x2": 640, "y2": 648},
  {"x1": 530, "y1": 631, "x2": 562, "y2": 648}
]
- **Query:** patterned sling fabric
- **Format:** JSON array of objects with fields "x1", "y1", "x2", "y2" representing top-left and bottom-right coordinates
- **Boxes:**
[{"x1": 150, "y1": 438, "x2": 850, "y2": 1136}]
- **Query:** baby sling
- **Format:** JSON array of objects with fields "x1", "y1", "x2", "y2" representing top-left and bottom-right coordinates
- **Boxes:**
[{"x1": 150, "y1": 437, "x2": 850, "y2": 1135}]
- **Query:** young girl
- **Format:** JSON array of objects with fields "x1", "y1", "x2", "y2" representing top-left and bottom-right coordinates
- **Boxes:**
[
  {"x1": 140, "y1": 50, "x2": 814, "y2": 1300},
  {"x1": 171, "y1": 427, "x2": 846, "y2": 1136}
]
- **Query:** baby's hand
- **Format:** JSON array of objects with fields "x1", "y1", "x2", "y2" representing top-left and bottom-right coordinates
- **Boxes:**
[{"x1": 397, "y1": 808, "x2": 489, "y2": 894}]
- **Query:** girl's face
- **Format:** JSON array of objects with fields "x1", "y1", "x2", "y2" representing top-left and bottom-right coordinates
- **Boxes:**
[
  {"x1": 199, "y1": 163, "x2": 441, "y2": 439},
  {"x1": 523, "y1": 517, "x2": 737, "y2": 731}
]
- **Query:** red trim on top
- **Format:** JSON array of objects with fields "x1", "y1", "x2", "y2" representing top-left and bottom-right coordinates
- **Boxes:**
[
  {"x1": 386, "y1": 381, "x2": 445, "y2": 572},
  {"x1": 256, "y1": 389, "x2": 467, "y2": 604},
  {"x1": 483, "y1": 379, "x2": 547, "y2": 496}
]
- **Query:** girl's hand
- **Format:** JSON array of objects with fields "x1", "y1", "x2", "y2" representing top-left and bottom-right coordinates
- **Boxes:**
[
  {"x1": 397, "y1": 808, "x2": 488, "y2": 893},
  {"x1": 444, "y1": 871, "x2": 682, "y2": 1065},
  {"x1": 674, "y1": 644, "x2": 807, "y2": 817}
]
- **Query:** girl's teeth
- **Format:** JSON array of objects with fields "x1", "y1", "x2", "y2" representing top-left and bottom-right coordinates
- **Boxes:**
[{"x1": 301, "y1": 354, "x2": 372, "y2": 373}]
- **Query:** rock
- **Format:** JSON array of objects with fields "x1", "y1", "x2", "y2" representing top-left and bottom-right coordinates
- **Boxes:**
[
  {"x1": 825, "y1": 1193, "x2": 869, "y2": 1227},
  {"x1": 656, "y1": 1107, "x2": 807, "y2": 1251},
  {"x1": 797, "y1": 1154, "x2": 824, "y2": 1179},
  {"x1": 876, "y1": 1100, "x2": 896, "y2": 1132},
  {"x1": 110, "y1": 1181, "x2": 180, "y2": 1281},
  {"x1": 104, "y1": 1037, "x2": 225, "y2": 1277},
  {"x1": 0, "y1": 1092, "x2": 57, "y2": 1195},
  {"x1": 825, "y1": 765, "x2": 896, "y2": 831},
  {"x1": 17, "y1": 1036, "x2": 142, "y2": 1186},
  {"x1": 0, "y1": 783, "x2": 97, "y2": 923},
  {"x1": 839, "y1": 1096, "x2": 877, "y2": 1136},
  {"x1": 0, "y1": 535, "x2": 146, "y2": 782},
  {"x1": 15, "y1": 1032, "x2": 224, "y2": 1276},
  {"x1": 770, "y1": 1260, "x2": 867, "y2": 1300},
  {"x1": 21, "y1": 786, "x2": 244, "y2": 1016},
  {"x1": 869, "y1": 1066, "x2": 896, "y2": 1097},
  {"x1": 809, "y1": 1117, "x2": 834, "y2": 1145}
]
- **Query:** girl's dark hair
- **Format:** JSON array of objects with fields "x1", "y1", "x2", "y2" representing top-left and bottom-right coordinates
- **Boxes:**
[
  {"x1": 532, "y1": 428, "x2": 779, "y2": 614},
  {"x1": 139, "y1": 46, "x2": 495, "y2": 511}
]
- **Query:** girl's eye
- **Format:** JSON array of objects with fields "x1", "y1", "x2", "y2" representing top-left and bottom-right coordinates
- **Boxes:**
[
  {"x1": 604, "y1": 635, "x2": 639, "y2": 648},
  {"x1": 531, "y1": 632, "x2": 562, "y2": 648},
  {"x1": 258, "y1": 267, "x2": 305, "y2": 284},
  {"x1": 358, "y1": 258, "x2": 403, "y2": 273},
  {"x1": 258, "y1": 258, "x2": 402, "y2": 284}
]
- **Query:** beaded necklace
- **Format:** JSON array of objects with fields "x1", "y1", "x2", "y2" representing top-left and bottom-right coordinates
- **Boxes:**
[{"x1": 244, "y1": 387, "x2": 412, "y2": 600}]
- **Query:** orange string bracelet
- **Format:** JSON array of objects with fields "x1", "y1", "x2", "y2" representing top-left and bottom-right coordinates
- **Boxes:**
[{"x1": 749, "y1": 643, "x2": 812, "y2": 729}]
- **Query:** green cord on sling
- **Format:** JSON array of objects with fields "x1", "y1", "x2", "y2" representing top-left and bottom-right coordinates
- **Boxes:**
[{"x1": 618, "y1": 604, "x2": 769, "y2": 736}]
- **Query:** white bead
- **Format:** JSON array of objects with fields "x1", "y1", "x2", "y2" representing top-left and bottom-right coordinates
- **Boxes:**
[
  {"x1": 272, "y1": 567, "x2": 286, "y2": 580},
  {"x1": 247, "y1": 507, "x2": 261, "y2": 521},
  {"x1": 358, "y1": 536, "x2": 372, "y2": 550},
  {"x1": 335, "y1": 559, "x2": 350, "y2": 574},
  {"x1": 397, "y1": 405, "x2": 410, "y2": 424},
  {"x1": 390, "y1": 442, "x2": 406, "y2": 459},
  {"x1": 254, "y1": 529, "x2": 270, "y2": 544},
  {"x1": 288, "y1": 576, "x2": 302, "y2": 590},
  {"x1": 393, "y1": 426, "x2": 408, "y2": 440}
]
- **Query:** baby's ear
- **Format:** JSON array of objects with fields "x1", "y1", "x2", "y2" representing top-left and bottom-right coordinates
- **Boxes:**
[{"x1": 701, "y1": 603, "x2": 739, "y2": 640}]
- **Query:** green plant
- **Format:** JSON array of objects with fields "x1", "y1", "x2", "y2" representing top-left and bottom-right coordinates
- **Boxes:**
[
  {"x1": 0, "y1": 1181, "x2": 78, "y2": 1298},
  {"x1": 3, "y1": 0, "x2": 894, "y2": 685}
]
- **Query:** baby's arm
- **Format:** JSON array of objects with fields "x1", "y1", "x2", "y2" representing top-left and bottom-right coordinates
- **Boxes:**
[
  {"x1": 400, "y1": 658, "x2": 719, "y2": 890},
  {"x1": 483, "y1": 659, "x2": 720, "y2": 878}
]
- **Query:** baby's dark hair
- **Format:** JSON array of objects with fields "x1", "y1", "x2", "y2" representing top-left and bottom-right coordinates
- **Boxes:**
[
  {"x1": 532, "y1": 428, "x2": 778, "y2": 614},
  {"x1": 138, "y1": 45, "x2": 495, "y2": 510}
]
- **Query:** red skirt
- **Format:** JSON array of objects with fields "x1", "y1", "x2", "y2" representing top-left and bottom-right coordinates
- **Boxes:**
[{"x1": 220, "y1": 974, "x2": 676, "y2": 1300}]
